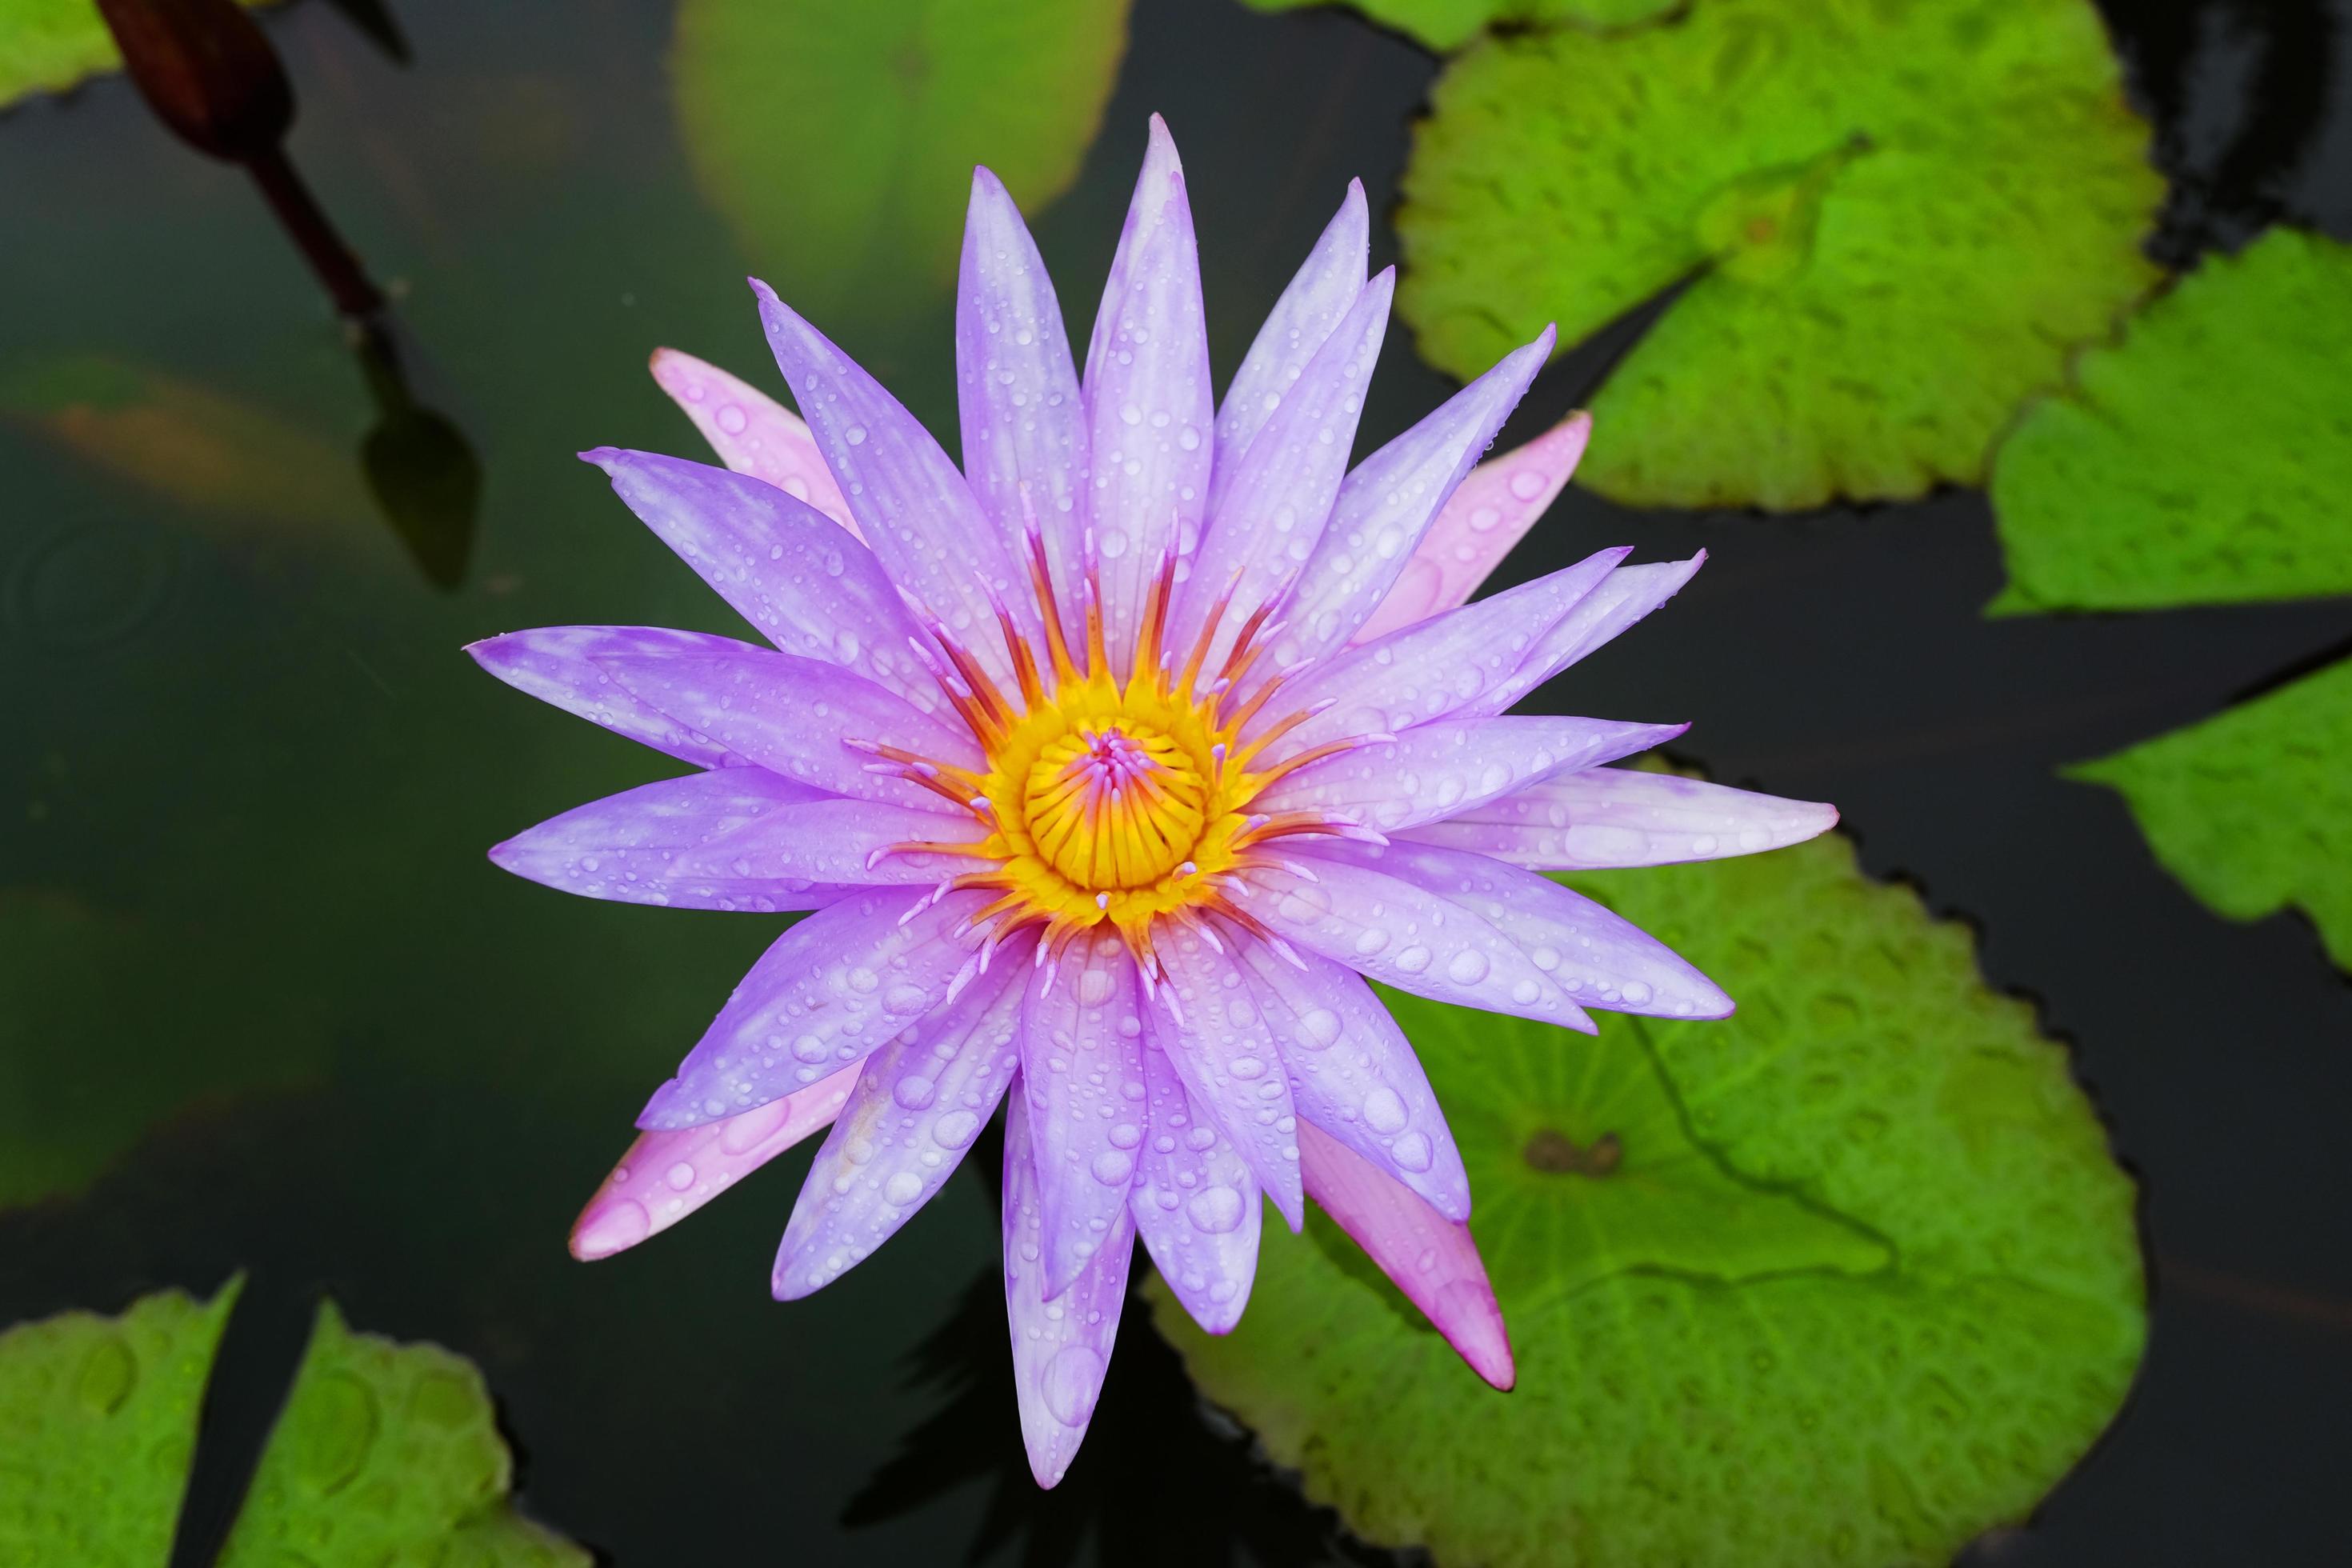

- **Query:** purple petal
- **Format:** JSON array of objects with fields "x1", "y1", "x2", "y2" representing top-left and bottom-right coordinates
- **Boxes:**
[
  {"x1": 1264, "y1": 326, "x2": 1554, "y2": 674},
  {"x1": 1466, "y1": 555, "x2": 1706, "y2": 719},
  {"x1": 1147, "y1": 922, "x2": 1306, "y2": 1231},
  {"x1": 1003, "y1": 1088, "x2": 1136, "y2": 1488},
  {"x1": 1130, "y1": 1030, "x2": 1262, "y2": 1334},
  {"x1": 1256, "y1": 716, "x2": 1689, "y2": 833},
  {"x1": 1177, "y1": 268, "x2": 1395, "y2": 676},
  {"x1": 1301, "y1": 1123, "x2": 1513, "y2": 1390},
  {"x1": 1211, "y1": 180, "x2": 1369, "y2": 510},
  {"x1": 636, "y1": 887, "x2": 990, "y2": 1130},
  {"x1": 1019, "y1": 939, "x2": 1148, "y2": 1299},
  {"x1": 1082, "y1": 115, "x2": 1213, "y2": 678},
  {"x1": 1354, "y1": 413, "x2": 1592, "y2": 642},
  {"x1": 751, "y1": 280, "x2": 1039, "y2": 686},
  {"x1": 466, "y1": 625, "x2": 765, "y2": 769},
  {"x1": 490, "y1": 769, "x2": 853, "y2": 912},
  {"x1": 1310, "y1": 838, "x2": 1733, "y2": 1019},
  {"x1": 1234, "y1": 945, "x2": 1468, "y2": 1222},
  {"x1": 1233, "y1": 855, "x2": 1596, "y2": 1033},
  {"x1": 670, "y1": 798, "x2": 987, "y2": 886},
  {"x1": 598, "y1": 648, "x2": 981, "y2": 811},
  {"x1": 772, "y1": 947, "x2": 1031, "y2": 1298},
  {"x1": 647, "y1": 348, "x2": 856, "y2": 531},
  {"x1": 571, "y1": 1063, "x2": 863, "y2": 1261},
  {"x1": 583, "y1": 448, "x2": 946, "y2": 714},
  {"x1": 958, "y1": 167, "x2": 1089, "y2": 653},
  {"x1": 1262, "y1": 549, "x2": 1629, "y2": 758},
  {"x1": 1404, "y1": 768, "x2": 1839, "y2": 870}
]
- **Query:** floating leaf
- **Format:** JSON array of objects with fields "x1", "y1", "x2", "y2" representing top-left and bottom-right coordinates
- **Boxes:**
[
  {"x1": 0, "y1": 0, "x2": 271, "y2": 111},
  {"x1": 1395, "y1": 0, "x2": 2162, "y2": 510},
  {"x1": 1990, "y1": 228, "x2": 2352, "y2": 613},
  {"x1": 0, "y1": 1278, "x2": 239, "y2": 1565},
  {"x1": 2071, "y1": 657, "x2": 2352, "y2": 970},
  {"x1": 671, "y1": 0, "x2": 1130, "y2": 330},
  {"x1": 0, "y1": 1281, "x2": 590, "y2": 1565},
  {"x1": 1152, "y1": 829, "x2": 2144, "y2": 1567},
  {"x1": 1238, "y1": 0, "x2": 1674, "y2": 54}
]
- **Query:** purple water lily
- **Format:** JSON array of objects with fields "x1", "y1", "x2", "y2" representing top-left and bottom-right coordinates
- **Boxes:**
[{"x1": 473, "y1": 118, "x2": 1835, "y2": 1486}]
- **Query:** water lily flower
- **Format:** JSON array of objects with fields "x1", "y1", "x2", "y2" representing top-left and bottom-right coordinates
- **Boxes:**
[{"x1": 473, "y1": 118, "x2": 1836, "y2": 1486}]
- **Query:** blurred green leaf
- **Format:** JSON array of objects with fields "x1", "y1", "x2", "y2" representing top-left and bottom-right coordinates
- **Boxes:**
[
  {"x1": 2072, "y1": 657, "x2": 2352, "y2": 970},
  {"x1": 1238, "y1": 0, "x2": 1674, "y2": 53},
  {"x1": 0, "y1": 1279, "x2": 590, "y2": 1565},
  {"x1": 1990, "y1": 229, "x2": 2352, "y2": 614},
  {"x1": 1151, "y1": 829, "x2": 2145, "y2": 1567},
  {"x1": 1395, "y1": 0, "x2": 2162, "y2": 510},
  {"x1": 0, "y1": 0, "x2": 266, "y2": 110},
  {"x1": 671, "y1": 0, "x2": 1130, "y2": 333}
]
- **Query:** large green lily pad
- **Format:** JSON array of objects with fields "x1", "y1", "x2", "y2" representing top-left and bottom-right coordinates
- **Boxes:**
[
  {"x1": 1990, "y1": 228, "x2": 2352, "y2": 613},
  {"x1": 1238, "y1": 0, "x2": 1675, "y2": 54},
  {"x1": 2071, "y1": 656, "x2": 2352, "y2": 970},
  {"x1": 1396, "y1": 0, "x2": 2163, "y2": 510},
  {"x1": 671, "y1": 0, "x2": 1130, "y2": 331},
  {"x1": 0, "y1": 1281, "x2": 589, "y2": 1565},
  {"x1": 0, "y1": 0, "x2": 270, "y2": 111},
  {"x1": 1151, "y1": 830, "x2": 2145, "y2": 1567}
]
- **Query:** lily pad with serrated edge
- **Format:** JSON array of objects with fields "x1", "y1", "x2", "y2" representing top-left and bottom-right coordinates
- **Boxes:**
[
  {"x1": 1238, "y1": 0, "x2": 1676, "y2": 54},
  {"x1": 671, "y1": 0, "x2": 1130, "y2": 333},
  {"x1": 2070, "y1": 656, "x2": 2352, "y2": 971},
  {"x1": 1150, "y1": 829, "x2": 2145, "y2": 1568},
  {"x1": 1990, "y1": 228, "x2": 2352, "y2": 614},
  {"x1": 1395, "y1": 0, "x2": 2164, "y2": 510},
  {"x1": 0, "y1": 1281, "x2": 589, "y2": 1566}
]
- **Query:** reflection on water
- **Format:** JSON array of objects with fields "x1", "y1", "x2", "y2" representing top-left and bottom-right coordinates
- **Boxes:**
[{"x1": 88, "y1": 0, "x2": 478, "y2": 587}]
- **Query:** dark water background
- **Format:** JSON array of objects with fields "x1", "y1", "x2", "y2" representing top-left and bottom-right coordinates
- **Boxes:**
[{"x1": 2, "y1": 0, "x2": 2348, "y2": 1562}]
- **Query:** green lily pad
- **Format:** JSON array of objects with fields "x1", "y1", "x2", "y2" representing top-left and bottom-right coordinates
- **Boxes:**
[
  {"x1": 671, "y1": 0, "x2": 1130, "y2": 331},
  {"x1": 0, "y1": 1278, "x2": 239, "y2": 1564},
  {"x1": 2070, "y1": 657, "x2": 2352, "y2": 970},
  {"x1": 1395, "y1": 0, "x2": 2163, "y2": 510},
  {"x1": 1990, "y1": 228, "x2": 2352, "y2": 614},
  {"x1": 1151, "y1": 829, "x2": 2145, "y2": 1567},
  {"x1": 0, "y1": 0, "x2": 272, "y2": 111},
  {"x1": 1238, "y1": 0, "x2": 1676, "y2": 54},
  {"x1": 0, "y1": 1280, "x2": 589, "y2": 1565}
]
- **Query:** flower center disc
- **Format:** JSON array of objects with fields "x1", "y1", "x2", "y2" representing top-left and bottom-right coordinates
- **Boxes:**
[{"x1": 1022, "y1": 724, "x2": 1206, "y2": 890}]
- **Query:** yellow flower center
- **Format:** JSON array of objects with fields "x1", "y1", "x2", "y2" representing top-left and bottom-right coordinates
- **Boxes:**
[
  {"x1": 866, "y1": 530, "x2": 1368, "y2": 975},
  {"x1": 1023, "y1": 725, "x2": 1204, "y2": 889}
]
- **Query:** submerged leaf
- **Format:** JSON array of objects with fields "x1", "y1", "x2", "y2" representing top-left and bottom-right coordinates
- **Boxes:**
[
  {"x1": 0, "y1": 356, "x2": 372, "y2": 543},
  {"x1": 0, "y1": 890, "x2": 326, "y2": 1210},
  {"x1": 0, "y1": 1278, "x2": 240, "y2": 1564},
  {"x1": 1238, "y1": 0, "x2": 1674, "y2": 54},
  {"x1": 671, "y1": 0, "x2": 1130, "y2": 330},
  {"x1": 0, "y1": 0, "x2": 270, "y2": 111},
  {"x1": 1151, "y1": 829, "x2": 2144, "y2": 1567},
  {"x1": 1990, "y1": 228, "x2": 2352, "y2": 613},
  {"x1": 0, "y1": 1282, "x2": 589, "y2": 1565},
  {"x1": 1396, "y1": 0, "x2": 2162, "y2": 509},
  {"x1": 2071, "y1": 657, "x2": 2352, "y2": 970}
]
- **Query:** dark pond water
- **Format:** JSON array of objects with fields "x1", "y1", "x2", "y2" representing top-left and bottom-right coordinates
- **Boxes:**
[{"x1": 2, "y1": 0, "x2": 2348, "y2": 1562}]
